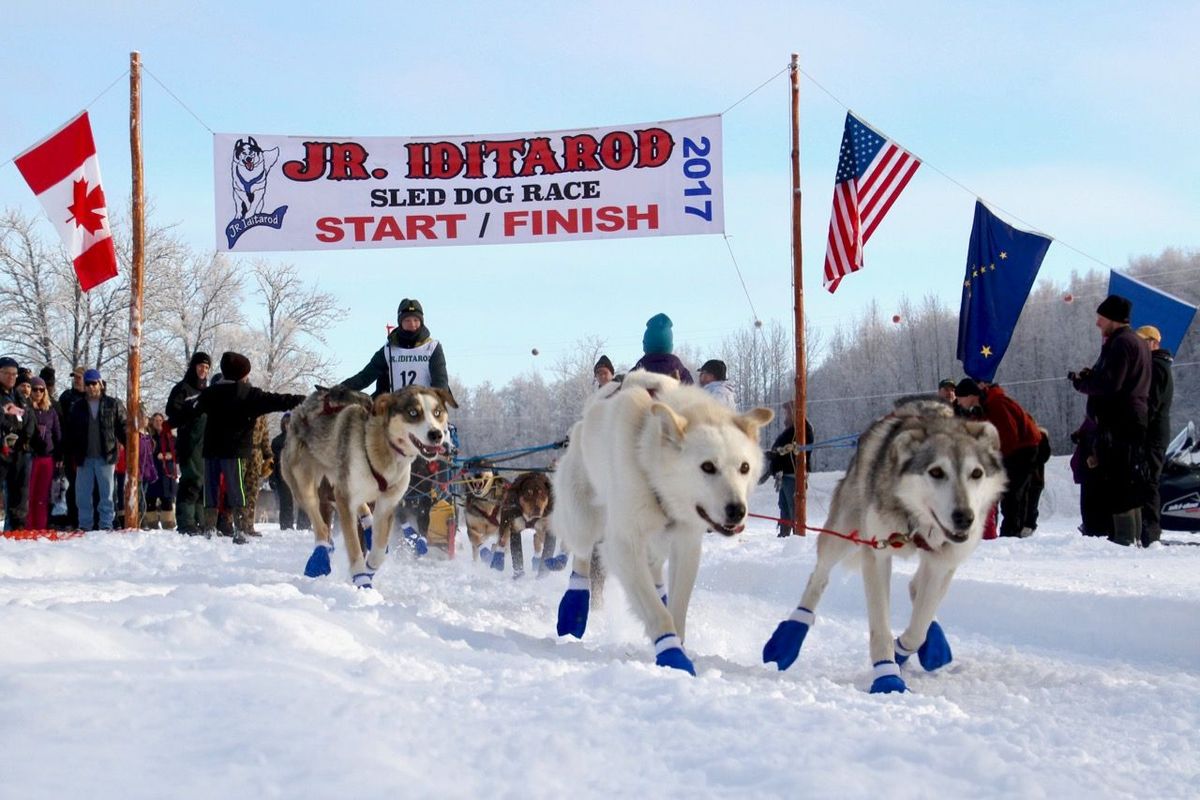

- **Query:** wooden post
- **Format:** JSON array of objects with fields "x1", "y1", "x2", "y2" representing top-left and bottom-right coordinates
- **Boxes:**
[
  {"x1": 790, "y1": 53, "x2": 808, "y2": 536},
  {"x1": 125, "y1": 51, "x2": 145, "y2": 530}
]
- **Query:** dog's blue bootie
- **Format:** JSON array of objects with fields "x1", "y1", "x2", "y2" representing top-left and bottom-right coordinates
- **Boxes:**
[
  {"x1": 893, "y1": 636, "x2": 916, "y2": 667},
  {"x1": 352, "y1": 571, "x2": 374, "y2": 590},
  {"x1": 304, "y1": 542, "x2": 334, "y2": 578},
  {"x1": 762, "y1": 607, "x2": 814, "y2": 671},
  {"x1": 401, "y1": 524, "x2": 428, "y2": 557},
  {"x1": 556, "y1": 573, "x2": 590, "y2": 638},
  {"x1": 654, "y1": 634, "x2": 696, "y2": 676},
  {"x1": 488, "y1": 547, "x2": 505, "y2": 571},
  {"x1": 543, "y1": 553, "x2": 568, "y2": 572},
  {"x1": 656, "y1": 584, "x2": 668, "y2": 606},
  {"x1": 869, "y1": 660, "x2": 908, "y2": 694},
  {"x1": 917, "y1": 620, "x2": 952, "y2": 672}
]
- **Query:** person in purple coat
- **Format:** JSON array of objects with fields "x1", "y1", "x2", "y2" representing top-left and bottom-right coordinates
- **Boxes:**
[
  {"x1": 26, "y1": 377, "x2": 61, "y2": 530},
  {"x1": 631, "y1": 313, "x2": 693, "y2": 384}
]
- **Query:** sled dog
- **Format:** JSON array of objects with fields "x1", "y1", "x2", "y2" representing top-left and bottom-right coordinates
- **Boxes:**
[
  {"x1": 488, "y1": 471, "x2": 565, "y2": 577},
  {"x1": 551, "y1": 371, "x2": 773, "y2": 674},
  {"x1": 282, "y1": 384, "x2": 456, "y2": 588},
  {"x1": 231, "y1": 136, "x2": 280, "y2": 219},
  {"x1": 762, "y1": 399, "x2": 1006, "y2": 693},
  {"x1": 463, "y1": 462, "x2": 507, "y2": 560}
]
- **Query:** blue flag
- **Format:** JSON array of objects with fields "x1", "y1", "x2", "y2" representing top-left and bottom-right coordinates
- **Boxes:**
[
  {"x1": 957, "y1": 202, "x2": 1051, "y2": 382},
  {"x1": 1108, "y1": 271, "x2": 1197, "y2": 355}
]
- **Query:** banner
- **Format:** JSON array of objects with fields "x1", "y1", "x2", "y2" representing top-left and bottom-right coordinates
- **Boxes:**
[{"x1": 213, "y1": 116, "x2": 723, "y2": 252}]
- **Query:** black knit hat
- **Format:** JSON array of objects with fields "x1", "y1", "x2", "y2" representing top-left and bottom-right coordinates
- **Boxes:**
[
  {"x1": 397, "y1": 298, "x2": 424, "y2": 322},
  {"x1": 1096, "y1": 294, "x2": 1132, "y2": 323},
  {"x1": 938, "y1": 378, "x2": 956, "y2": 390},
  {"x1": 190, "y1": 351, "x2": 212, "y2": 368},
  {"x1": 39, "y1": 366, "x2": 56, "y2": 384},
  {"x1": 0, "y1": 356, "x2": 17, "y2": 369},
  {"x1": 955, "y1": 378, "x2": 981, "y2": 398},
  {"x1": 594, "y1": 354, "x2": 614, "y2": 375},
  {"x1": 219, "y1": 351, "x2": 252, "y2": 382},
  {"x1": 699, "y1": 359, "x2": 727, "y2": 381}
]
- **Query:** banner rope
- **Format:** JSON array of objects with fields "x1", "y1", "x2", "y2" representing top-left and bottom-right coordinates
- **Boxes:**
[
  {"x1": 143, "y1": 65, "x2": 215, "y2": 134},
  {"x1": 721, "y1": 64, "x2": 790, "y2": 116},
  {"x1": 2, "y1": 69, "x2": 129, "y2": 168}
]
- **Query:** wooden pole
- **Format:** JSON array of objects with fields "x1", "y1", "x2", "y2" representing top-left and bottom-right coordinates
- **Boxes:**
[
  {"x1": 125, "y1": 51, "x2": 145, "y2": 530},
  {"x1": 790, "y1": 53, "x2": 808, "y2": 536}
]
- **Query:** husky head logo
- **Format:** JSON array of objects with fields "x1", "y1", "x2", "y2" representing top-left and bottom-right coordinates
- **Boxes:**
[
  {"x1": 373, "y1": 386, "x2": 458, "y2": 460},
  {"x1": 644, "y1": 399, "x2": 774, "y2": 536},
  {"x1": 890, "y1": 418, "x2": 1006, "y2": 547},
  {"x1": 225, "y1": 135, "x2": 288, "y2": 248}
]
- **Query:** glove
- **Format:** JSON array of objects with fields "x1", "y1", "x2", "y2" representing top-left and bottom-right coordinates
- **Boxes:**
[
  {"x1": 556, "y1": 572, "x2": 590, "y2": 638},
  {"x1": 869, "y1": 660, "x2": 907, "y2": 694},
  {"x1": 304, "y1": 541, "x2": 334, "y2": 578},
  {"x1": 762, "y1": 607, "x2": 814, "y2": 671},
  {"x1": 917, "y1": 620, "x2": 952, "y2": 672},
  {"x1": 654, "y1": 634, "x2": 695, "y2": 676}
]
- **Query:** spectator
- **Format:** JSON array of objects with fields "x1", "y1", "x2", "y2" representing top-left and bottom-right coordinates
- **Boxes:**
[
  {"x1": 1, "y1": 357, "x2": 35, "y2": 530},
  {"x1": 1022, "y1": 427, "x2": 1053, "y2": 536},
  {"x1": 115, "y1": 405, "x2": 157, "y2": 529},
  {"x1": 698, "y1": 359, "x2": 737, "y2": 410},
  {"x1": 167, "y1": 352, "x2": 212, "y2": 535},
  {"x1": 632, "y1": 313, "x2": 693, "y2": 384},
  {"x1": 1070, "y1": 415, "x2": 1109, "y2": 537},
  {"x1": 954, "y1": 379, "x2": 1044, "y2": 537},
  {"x1": 57, "y1": 367, "x2": 86, "y2": 528},
  {"x1": 15, "y1": 374, "x2": 32, "y2": 402},
  {"x1": 270, "y1": 412, "x2": 307, "y2": 530},
  {"x1": 65, "y1": 368, "x2": 127, "y2": 531},
  {"x1": 342, "y1": 297, "x2": 448, "y2": 394},
  {"x1": 197, "y1": 352, "x2": 303, "y2": 544},
  {"x1": 1070, "y1": 294, "x2": 1152, "y2": 547},
  {"x1": 1136, "y1": 325, "x2": 1174, "y2": 547},
  {"x1": 26, "y1": 377, "x2": 61, "y2": 531},
  {"x1": 763, "y1": 400, "x2": 814, "y2": 538},
  {"x1": 593, "y1": 355, "x2": 615, "y2": 388},
  {"x1": 937, "y1": 379, "x2": 957, "y2": 404},
  {"x1": 144, "y1": 412, "x2": 178, "y2": 530}
]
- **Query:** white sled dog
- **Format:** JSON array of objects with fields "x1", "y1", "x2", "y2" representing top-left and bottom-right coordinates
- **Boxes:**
[
  {"x1": 762, "y1": 399, "x2": 1006, "y2": 693},
  {"x1": 282, "y1": 385, "x2": 456, "y2": 588},
  {"x1": 552, "y1": 371, "x2": 773, "y2": 675}
]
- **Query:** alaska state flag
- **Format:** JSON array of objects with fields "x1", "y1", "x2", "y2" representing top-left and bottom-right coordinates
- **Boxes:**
[
  {"x1": 957, "y1": 202, "x2": 1052, "y2": 382},
  {"x1": 1108, "y1": 271, "x2": 1197, "y2": 356}
]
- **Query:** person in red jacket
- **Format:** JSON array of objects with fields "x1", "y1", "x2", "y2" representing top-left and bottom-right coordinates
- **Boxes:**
[{"x1": 955, "y1": 378, "x2": 1043, "y2": 538}]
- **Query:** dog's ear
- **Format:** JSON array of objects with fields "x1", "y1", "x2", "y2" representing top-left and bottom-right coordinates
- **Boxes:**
[
  {"x1": 890, "y1": 426, "x2": 929, "y2": 472},
  {"x1": 964, "y1": 420, "x2": 1001, "y2": 452},
  {"x1": 732, "y1": 407, "x2": 774, "y2": 439},
  {"x1": 649, "y1": 402, "x2": 687, "y2": 446},
  {"x1": 248, "y1": 136, "x2": 258, "y2": 149},
  {"x1": 234, "y1": 138, "x2": 244, "y2": 151},
  {"x1": 372, "y1": 393, "x2": 394, "y2": 416},
  {"x1": 433, "y1": 387, "x2": 458, "y2": 409}
]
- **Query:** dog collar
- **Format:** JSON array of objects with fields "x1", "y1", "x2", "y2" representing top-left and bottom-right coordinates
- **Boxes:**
[{"x1": 911, "y1": 533, "x2": 934, "y2": 552}]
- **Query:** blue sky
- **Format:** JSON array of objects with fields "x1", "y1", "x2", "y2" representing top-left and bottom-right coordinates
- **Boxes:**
[{"x1": 2, "y1": 1, "x2": 1197, "y2": 387}]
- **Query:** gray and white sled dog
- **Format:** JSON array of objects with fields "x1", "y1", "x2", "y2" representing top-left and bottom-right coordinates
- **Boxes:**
[
  {"x1": 281, "y1": 384, "x2": 457, "y2": 588},
  {"x1": 552, "y1": 371, "x2": 773, "y2": 675},
  {"x1": 762, "y1": 398, "x2": 1006, "y2": 693}
]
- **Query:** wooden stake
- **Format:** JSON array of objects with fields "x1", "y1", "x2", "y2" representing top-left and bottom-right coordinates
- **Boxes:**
[
  {"x1": 790, "y1": 53, "x2": 808, "y2": 536},
  {"x1": 125, "y1": 51, "x2": 145, "y2": 530}
]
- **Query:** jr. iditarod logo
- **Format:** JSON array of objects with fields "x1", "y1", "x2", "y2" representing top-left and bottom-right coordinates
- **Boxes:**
[{"x1": 226, "y1": 136, "x2": 288, "y2": 248}]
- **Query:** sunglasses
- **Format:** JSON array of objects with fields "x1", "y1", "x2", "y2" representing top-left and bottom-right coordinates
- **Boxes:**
[{"x1": 32, "y1": 387, "x2": 46, "y2": 393}]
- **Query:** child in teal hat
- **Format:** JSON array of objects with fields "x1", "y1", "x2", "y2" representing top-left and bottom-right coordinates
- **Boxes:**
[{"x1": 632, "y1": 313, "x2": 693, "y2": 384}]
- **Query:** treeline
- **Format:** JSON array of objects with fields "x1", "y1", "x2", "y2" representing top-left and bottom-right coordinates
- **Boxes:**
[
  {"x1": 449, "y1": 248, "x2": 1198, "y2": 471},
  {"x1": 0, "y1": 207, "x2": 344, "y2": 410}
]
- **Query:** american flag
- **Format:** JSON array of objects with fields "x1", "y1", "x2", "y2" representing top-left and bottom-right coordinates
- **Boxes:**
[{"x1": 823, "y1": 112, "x2": 921, "y2": 293}]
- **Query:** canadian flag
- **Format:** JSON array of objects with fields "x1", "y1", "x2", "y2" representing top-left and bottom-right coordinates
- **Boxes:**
[{"x1": 14, "y1": 111, "x2": 119, "y2": 292}]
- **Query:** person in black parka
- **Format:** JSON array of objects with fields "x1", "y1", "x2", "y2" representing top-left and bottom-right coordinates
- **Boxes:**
[{"x1": 1135, "y1": 325, "x2": 1174, "y2": 546}]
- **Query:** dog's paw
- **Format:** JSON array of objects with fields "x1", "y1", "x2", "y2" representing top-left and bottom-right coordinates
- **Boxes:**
[
  {"x1": 412, "y1": 535, "x2": 428, "y2": 557},
  {"x1": 488, "y1": 548, "x2": 506, "y2": 571},
  {"x1": 761, "y1": 607, "x2": 814, "y2": 671},
  {"x1": 917, "y1": 620, "x2": 952, "y2": 672},
  {"x1": 543, "y1": 553, "x2": 568, "y2": 572},
  {"x1": 303, "y1": 542, "x2": 333, "y2": 578},
  {"x1": 556, "y1": 573, "x2": 590, "y2": 638},
  {"x1": 869, "y1": 661, "x2": 908, "y2": 694},
  {"x1": 352, "y1": 571, "x2": 374, "y2": 590},
  {"x1": 653, "y1": 634, "x2": 695, "y2": 676}
]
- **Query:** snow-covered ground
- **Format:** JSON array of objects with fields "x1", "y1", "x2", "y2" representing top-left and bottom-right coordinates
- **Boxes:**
[{"x1": 2, "y1": 457, "x2": 1198, "y2": 799}]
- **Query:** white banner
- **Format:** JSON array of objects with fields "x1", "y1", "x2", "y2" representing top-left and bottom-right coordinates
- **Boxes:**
[{"x1": 213, "y1": 116, "x2": 723, "y2": 252}]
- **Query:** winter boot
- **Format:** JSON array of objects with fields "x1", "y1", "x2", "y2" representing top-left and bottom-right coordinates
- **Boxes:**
[
  {"x1": 238, "y1": 508, "x2": 261, "y2": 538},
  {"x1": 201, "y1": 508, "x2": 219, "y2": 539},
  {"x1": 217, "y1": 511, "x2": 235, "y2": 538},
  {"x1": 1109, "y1": 509, "x2": 1140, "y2": 547}
]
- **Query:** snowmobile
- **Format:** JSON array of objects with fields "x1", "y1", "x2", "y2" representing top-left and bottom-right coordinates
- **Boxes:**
[{"x1": 1160, "y1": 421, "x2": 1200, "y2": 532}]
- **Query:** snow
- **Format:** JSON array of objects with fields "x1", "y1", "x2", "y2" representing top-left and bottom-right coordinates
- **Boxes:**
[{"x1": 2, "y1": 457, "x2": 1198, "y2": 799}]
